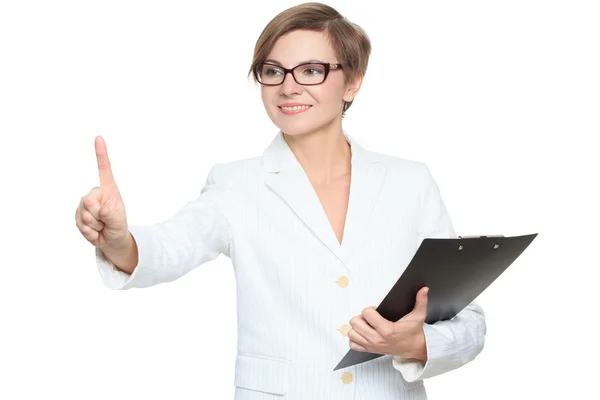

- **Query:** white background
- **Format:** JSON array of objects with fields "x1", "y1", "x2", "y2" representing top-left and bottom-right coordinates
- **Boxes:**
[{"x1": 1, "y1": 0, "x2": 598, "y2": 399}]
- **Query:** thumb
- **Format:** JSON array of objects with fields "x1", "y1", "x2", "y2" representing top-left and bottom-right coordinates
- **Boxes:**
[
  {"x1": 98, "y1": 198, "x2": 118, "y2": 223},
  {"x1": 405, "y1": 287, "x2": 428, "y2": 321}
]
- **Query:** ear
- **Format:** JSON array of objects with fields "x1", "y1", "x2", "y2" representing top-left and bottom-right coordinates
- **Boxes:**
[{"x1": 344, "y1": 74, "x2": 363, "y2": 102}]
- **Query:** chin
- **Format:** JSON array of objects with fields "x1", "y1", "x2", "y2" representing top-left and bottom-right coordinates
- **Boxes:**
[
  {"x1": 268, "y1": 107, "x2": 338, "y2": 137},
  {"x1": 277, "y1": 124, "x2": 317, "y2": 137},
  {"x1": 276, "y1": 120, "x2": 326, "y2": 137}
]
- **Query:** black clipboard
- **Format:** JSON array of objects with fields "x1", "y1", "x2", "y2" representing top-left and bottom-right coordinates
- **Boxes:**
[{"x1": 333, "y1": 233, "x2": 538, "y2": 371}]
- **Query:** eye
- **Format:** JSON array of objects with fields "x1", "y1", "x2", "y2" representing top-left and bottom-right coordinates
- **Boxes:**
[
  {"x1": 262, "y1": 65, "x2": 283, "y2": 76},
  {"x1": 300, "y1": 64, "x2": 325, "y2": 76}
]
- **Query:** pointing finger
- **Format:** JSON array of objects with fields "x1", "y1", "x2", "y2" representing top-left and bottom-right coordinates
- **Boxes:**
[{"x1": 95, "y1": 135, "x2": 116, "y2": 188}]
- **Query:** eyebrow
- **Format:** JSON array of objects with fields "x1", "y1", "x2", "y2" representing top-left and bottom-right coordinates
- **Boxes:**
[{"x1": 263, "y1": 59, "x2": 326, "y2": 66}]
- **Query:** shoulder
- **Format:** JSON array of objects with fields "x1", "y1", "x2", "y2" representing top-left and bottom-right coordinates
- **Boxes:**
[
  {"x1": 364, "y1": 147, "x2": 433, "y2": 187},
  {"x1": 205, "y1": 156, "x2": 263, "y2": 188}
]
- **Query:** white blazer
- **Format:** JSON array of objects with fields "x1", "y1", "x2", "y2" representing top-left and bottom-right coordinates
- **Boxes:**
[{"x1": 96, "y1": 130, "x2": 486, "y2": 399}]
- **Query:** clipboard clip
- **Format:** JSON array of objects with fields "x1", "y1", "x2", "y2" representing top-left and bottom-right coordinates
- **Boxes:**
[
  {"x1": 458, "y1": 235, "x2": 505, "y2": 239},
  {"x1": 457, "y1": 235, "x2": 505, "y2": 250}
]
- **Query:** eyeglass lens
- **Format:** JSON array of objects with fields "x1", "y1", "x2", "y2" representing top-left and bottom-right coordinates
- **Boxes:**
[{"x1": 257, "y1": 63, "x2": 327, "y2": 85}]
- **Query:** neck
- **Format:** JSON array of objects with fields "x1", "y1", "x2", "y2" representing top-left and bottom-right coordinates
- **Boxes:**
[{"x1": 282, "y1": 121, "x2": 351, "y2": 185}]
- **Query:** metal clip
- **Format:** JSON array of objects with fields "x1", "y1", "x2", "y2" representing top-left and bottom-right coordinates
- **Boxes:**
[{"x1": 458, "y1": 234, "x2": 505, "y2": 239}]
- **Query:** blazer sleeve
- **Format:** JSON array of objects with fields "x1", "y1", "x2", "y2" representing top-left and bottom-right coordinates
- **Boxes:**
[
  {"x1": 391, "y1": 163, "x2": 487, "y2": 382},
  {"x1": 95, "y1": 163, "x2": 232, "y2": 290}
]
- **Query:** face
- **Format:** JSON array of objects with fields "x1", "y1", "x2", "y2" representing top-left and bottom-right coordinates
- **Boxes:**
[{"x1": 259, "y1": 29, "x2": 361, "y2": 137}]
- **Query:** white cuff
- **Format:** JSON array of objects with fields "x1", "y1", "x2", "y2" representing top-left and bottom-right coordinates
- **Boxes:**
[
  {"x1": 392, "y1": 355, "x2": 427, "y2": 382},
  {"x1": 95, "y1": 226, "x2": 155, "y2": 290}
]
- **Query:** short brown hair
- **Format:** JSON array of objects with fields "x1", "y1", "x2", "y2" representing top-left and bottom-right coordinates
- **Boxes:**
[{"x1": 247, "y1": 2, "x2": 371, "y2": 117}]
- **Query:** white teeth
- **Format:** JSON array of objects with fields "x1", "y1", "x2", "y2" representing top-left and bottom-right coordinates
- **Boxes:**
[{"x1": 281, "y1": 105, "x2": 311, "y2": 111}]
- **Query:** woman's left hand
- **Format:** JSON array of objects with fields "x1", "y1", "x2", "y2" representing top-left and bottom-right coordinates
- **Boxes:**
[{"x1": 348, "y1": 286, "x2": 429, "y2": 361}]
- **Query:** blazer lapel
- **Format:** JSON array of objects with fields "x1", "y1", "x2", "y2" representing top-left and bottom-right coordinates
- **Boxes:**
[
  {"x1": 262, "y1": 130, "x2": 386, "y2": 269},
  {"x1": 339, "y1": 133, "x2": 387, "y2": 264}
]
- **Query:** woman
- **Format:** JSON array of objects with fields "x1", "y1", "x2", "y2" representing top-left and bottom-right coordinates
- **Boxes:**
[{"x1": 76, "y1": 2, "x2": 486, "y2": 399}]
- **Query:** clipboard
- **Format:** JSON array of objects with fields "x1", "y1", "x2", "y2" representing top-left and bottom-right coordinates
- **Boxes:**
[{"x1": 333, "y1": 233, "x2": 538, "y2": 371}]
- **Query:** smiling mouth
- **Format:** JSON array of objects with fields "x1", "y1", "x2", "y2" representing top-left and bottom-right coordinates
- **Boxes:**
[{"x1": 279, "y1": 105, "x2": 312, "y2": 111}]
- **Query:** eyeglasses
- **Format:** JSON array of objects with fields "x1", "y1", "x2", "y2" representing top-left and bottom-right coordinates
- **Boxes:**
[{"x1": 254, "y1": 62, "x2": 343, "y2": 86}]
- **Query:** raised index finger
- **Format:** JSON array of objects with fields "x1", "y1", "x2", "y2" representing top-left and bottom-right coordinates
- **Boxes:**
[{"x1": 95, "y1": 135, "x2": 116, "y2": 187}]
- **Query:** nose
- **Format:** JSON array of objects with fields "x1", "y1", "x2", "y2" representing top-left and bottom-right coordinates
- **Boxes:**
[{"x1": 279, "y1": 71, "x2": 303, "y2": 97}]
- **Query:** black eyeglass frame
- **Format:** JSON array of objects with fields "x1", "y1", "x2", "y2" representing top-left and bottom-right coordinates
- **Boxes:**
[{"x1": 254, "y1": 62, "x2": 344, "y2": 86}]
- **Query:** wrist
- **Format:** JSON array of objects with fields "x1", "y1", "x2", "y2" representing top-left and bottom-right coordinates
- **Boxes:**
[
  {"x1": 100, "y1": 232, "x2": 138, "y2": 274},
  {"x1": 101, "y1": 231, "x2": 132, "y2": 253},
  {"x1": 411, "y1": 329, "x2": 428, "y2": 362}
]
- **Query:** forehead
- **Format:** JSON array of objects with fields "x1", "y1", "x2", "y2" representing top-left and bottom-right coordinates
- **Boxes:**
[{"x1": 267, "y1": 30, "x2": 337, "y2": 67}]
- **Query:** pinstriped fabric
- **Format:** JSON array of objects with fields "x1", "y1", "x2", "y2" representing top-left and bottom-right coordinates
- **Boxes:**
[
  {"x1": 234, "y1": 353, "x2": 291, "y2": 395},
  {"x1": 95, "y1": 129, "x2": 486, "y2": 399}
]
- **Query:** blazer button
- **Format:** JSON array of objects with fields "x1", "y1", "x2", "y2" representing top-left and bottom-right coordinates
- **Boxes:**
[
  {"x1": 336, "y1": 276, "x2": 349, "y2": 288},
  {"x1": 338, "y1": 324, "x2": 352, "y2": 336},
  {"x1": 341, "y1": 372, "x2": 353, "y2": 384}
]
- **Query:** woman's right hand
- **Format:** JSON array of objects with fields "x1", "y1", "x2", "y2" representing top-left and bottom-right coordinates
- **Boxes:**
[{"x1": 76, "y1": 136, "x2": 129, "y2": 250}]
